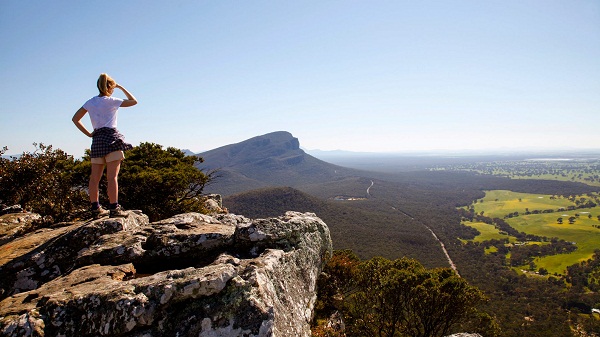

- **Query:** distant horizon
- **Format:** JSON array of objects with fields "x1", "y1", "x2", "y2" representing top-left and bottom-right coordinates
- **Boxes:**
[
  {"x1": 304, "y1": 146, "x2": 600, "y2": 156},
  {"x1": 4, "y1": 134, "x2": 600, "y2": 159}
]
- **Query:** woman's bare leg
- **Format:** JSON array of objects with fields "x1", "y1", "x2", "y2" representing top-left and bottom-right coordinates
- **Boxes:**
[
  {"x1": 89, "y1": 163, "x2": 105, "y2": 203},
  {"x1": 106, "y1": 160, "x2": 122, "y2": 204}
]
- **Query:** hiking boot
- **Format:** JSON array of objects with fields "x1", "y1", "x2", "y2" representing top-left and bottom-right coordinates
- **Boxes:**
[
  {"x1": 91, "y1": 206, "x2": 110, "y2": 219},
  {"x1": 109, "y1": 205, "x2": 129, "y2": 218}
]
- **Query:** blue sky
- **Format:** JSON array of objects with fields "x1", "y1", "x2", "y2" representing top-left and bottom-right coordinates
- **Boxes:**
[{"x1": 1, "y1": 1, "x2": 599, "y2": 156}]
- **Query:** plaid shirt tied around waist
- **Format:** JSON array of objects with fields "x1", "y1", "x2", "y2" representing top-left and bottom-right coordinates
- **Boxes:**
[{"x1": 90, "y1": 127, "x2": 133, "y2": 158}]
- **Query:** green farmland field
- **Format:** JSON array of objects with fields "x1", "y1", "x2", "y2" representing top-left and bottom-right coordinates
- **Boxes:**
[
  {"x1": 472, "y1": 190, "x2": 575, "y2": 216},
  {"x1": 467, "y1": 190, "x2": 600, "y2": 274},
  {"x1": 461, "y1": 221, "x2": 514, "y2": 243}
]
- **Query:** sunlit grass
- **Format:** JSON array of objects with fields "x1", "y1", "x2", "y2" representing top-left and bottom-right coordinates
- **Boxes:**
[
  {"x1": 467, "y1": 190, "x2": 600, "y2": 274},
  {"x1": 462, "y1": 221, "x2": 513, "y2": 243},
  {"x1": 511, "y1": 214, "x2": 600, "y2": 274},
  {"x1": 472, "y1": 190, "x2": 575, "y2": 218},
  {"x1": 484, "y1": 246, "x2": 498, "y2": 254}
]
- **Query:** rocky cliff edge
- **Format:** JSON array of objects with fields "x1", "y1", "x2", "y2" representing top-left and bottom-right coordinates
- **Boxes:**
[{"x1": 0, "y1": 202, "x2": 332, "y2": 337}]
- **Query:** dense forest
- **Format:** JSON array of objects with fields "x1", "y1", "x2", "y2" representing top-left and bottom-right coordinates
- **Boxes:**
[{"x1": 225, "y1": 185, "x2": 447, "y2": 265}]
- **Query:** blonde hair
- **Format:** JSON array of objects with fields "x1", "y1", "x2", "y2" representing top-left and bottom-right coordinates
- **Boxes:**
[{"x1": 97, "y1": 73, "x2": 116, "y2": 96}]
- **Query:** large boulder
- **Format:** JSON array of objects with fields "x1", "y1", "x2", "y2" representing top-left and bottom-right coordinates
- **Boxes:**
[{"x1": 0, "y1": 209, "x2": 332, "y2": 337}]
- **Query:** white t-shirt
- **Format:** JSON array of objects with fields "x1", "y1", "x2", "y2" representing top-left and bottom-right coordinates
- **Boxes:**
[{"x1": 83, "y1": 96, "x2": 124, "y2": 130}]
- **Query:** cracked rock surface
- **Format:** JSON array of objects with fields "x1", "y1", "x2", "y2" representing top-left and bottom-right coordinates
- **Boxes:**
[{"x1": 0, "y1": 209, "x2": 332, "y2": 337}]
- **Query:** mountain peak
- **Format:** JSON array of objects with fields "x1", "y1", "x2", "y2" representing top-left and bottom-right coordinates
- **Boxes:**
[
  {"x1": 256, "y1": 131, "x2": 299, "y2": 147},
  {"x1": 200, "y1": 131, "x2": 302, "y2": 169},
  {"x1": 243, "y1": 131, "x2": 300, "y2": 152},
  {"x1": 198, "y1": 132, "x2": 357, "y2": 196}
]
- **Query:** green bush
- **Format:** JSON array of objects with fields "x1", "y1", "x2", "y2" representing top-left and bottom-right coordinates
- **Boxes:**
[
  {"x1": 0, "y1": 143, "x2": 88, "y2": 221},
  {"x1": 94, "y1": 142, "x2": 214, "y2": 221},
  {"x1": 1, "y1": 142, "x2": 214, "y2": 222}
]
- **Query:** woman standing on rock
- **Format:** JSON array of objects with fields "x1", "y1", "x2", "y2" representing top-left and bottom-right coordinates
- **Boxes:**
[{"x1": 72, "y1": 73, "x2": 137, "y2": 219}]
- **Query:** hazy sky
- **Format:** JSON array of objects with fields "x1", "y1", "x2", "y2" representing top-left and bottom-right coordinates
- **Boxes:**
[{"x1": 1, "y1": 1, "x2": 599, "y2": 156}]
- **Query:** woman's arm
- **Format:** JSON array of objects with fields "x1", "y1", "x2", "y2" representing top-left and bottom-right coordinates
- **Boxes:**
[
  {"x1": 116, "y1": 84, "x2": 138, "y2": 107},
  {"x1": 72, "y1": 107, "x2": 93, "y2": 137}
]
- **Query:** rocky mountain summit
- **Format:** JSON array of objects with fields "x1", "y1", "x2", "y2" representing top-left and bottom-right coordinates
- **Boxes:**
[{"x1": 0, "y1": 200, "x2": 332, "y2": 337}]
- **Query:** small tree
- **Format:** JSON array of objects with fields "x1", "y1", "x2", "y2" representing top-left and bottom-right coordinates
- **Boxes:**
[
  {"x1": 529, "y1": 261, "x2": 537, "y2": 271},
  {"x1": 345, "y1": 256, "x2": 491, "y2": 337}
]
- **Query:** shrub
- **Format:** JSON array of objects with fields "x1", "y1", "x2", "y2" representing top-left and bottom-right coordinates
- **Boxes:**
[
  {"x1": 104, "y1": 142, "x2": 213, "y2": 221},
  {"x1": 1, "y1": 142, "x2": 214, "y2": 222},
  {"x1": 0, "y1": 143, "x2": 88, "y2": 221}
]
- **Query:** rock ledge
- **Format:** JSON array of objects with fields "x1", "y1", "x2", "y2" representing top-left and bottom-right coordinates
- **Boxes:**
[{"x1": 0, "y1": 210, "x2": 332, "y2": 337}]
